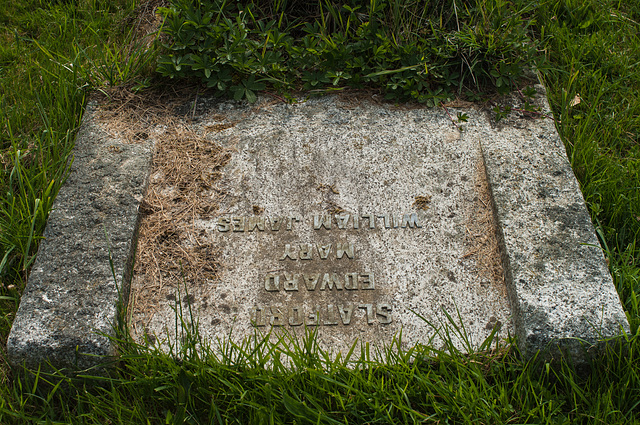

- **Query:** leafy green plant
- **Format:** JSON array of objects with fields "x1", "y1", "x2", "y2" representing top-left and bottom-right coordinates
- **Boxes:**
[{"x1": 156, "y1": 0, "x2": 543, "y2": 103}]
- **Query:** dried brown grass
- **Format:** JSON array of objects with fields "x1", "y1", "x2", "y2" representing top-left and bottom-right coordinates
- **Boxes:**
[
  {"x1": 464, "y1": 157, "x2": 507, "y2": 292},
  {"x1": 92, "y1": 77, "x2": 234, "y2": 331},
  {"x1": 131, "y1": 126, "x2": 232, "y2": 325},
  {"x1": 126, "y1": 0, "x2": 166, "y2": 49}
]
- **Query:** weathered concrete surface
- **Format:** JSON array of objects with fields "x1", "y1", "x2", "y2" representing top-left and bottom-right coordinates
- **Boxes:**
[
  {"x1": 7, "y1": 102, "x2": 154, "y2": 370},
  {"x1": 130, "y1": 86, "x2": 629, "y2": 360},
  {"x1": 8, "y1": 85, "x2": 630, "y2": 369},
  {"x1": 474, "y1": 89, "x2": 631, "y2": 359},
  {"x1": 131, "y1": 96, "x2": 513, "y2": 355}
]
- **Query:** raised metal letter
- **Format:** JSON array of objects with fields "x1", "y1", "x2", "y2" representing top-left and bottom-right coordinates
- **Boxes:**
[
  {"x1": 246, "y1": 216, "x2": 265, "y2": 232},
  {"x1": 336, "y1": 214, "x2": 350, "y2": 229},
  {"x1": 298, "y1": 243, "x2": 313, "y2": 260},
  {"x1": 289, "y1": 306, "x2": 303, "y2": 326},
  {"x1": 279, "y1": 244, "x2": 297, "y2": 261},
  {"x1": 231, "y1": 216, "x2": 245, "y2": 232},
  {"x1": 362, "y1": 214, "x2": 375, "y2": 229},
  {"x1": 317, "y1": 244, "x2": 332, "y2": 260},
  {"x1": 303, "y1": 274, "x2": 320, "y2": 291},
  {"x1": 286, "y1": 215, "x2": 301, "y2": 231},
  {"x1": 250, "y1": 306, "x2": 265, "y2": 327},
  {"x1": 401, "y1": 213, "x2": 422, "y2": 228},
  {"x1": 313, "y1": 214, "x2": 332, "y2": 230},
  {"x1": 269, "y1": 216, "x2": 284, "y2": 231},
  {"x1": 358, "y1": 304, "x2": 374, "y2": 324},
  {"x1": 360, "y1": 273, "x2": 375, "y2": 290},
  {"x1": 376, "y1": 303, "x2": 392, "y2": 324},
  {"x1": 264, "y1": 274, "x2": 280, "y2": 291},
  {"x1": 217, "y1": 217, "x2": 231, "y2": 232},
  {"x1": 323, "y1": 305, "x2": 338, "y2": 325},
  {"x1": 344, "y1": 273, "x2": 359, "y2": 290},
  {"x1": 320, "y1": 273, "x2": 343, "y2": 290},
  {"x1": 283, "y1": 273, "x2": 299, "y2": 291},
  {"x1": 378, "y1": 214, "x2": 391, "y2": 229},
  {"x1": 306, "y1": 306, "x2": 320, "y2": 326},
  {"x1": 338, "y1": 304, "x2": 354, "y2": 325},
  {"x1": 336, "y1": 243, "x2": 354, "y2": 259},
  {"x1": 270, "y1": 306, "x2": 284, "y2": 326}
]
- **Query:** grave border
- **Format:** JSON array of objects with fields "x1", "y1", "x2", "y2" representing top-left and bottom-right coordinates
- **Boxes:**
[{"x1": 7, "y1": 87, "x2": 630, "y2": 369}]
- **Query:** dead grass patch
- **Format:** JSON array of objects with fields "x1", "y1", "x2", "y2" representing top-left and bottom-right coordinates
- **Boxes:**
[
  {"x1": 131, "y1": 126, "x2": 231, "y2": 326},
  {"x1": 464, "y1": 156, "x2": 507, "y2": 293},
  {"x1": 93, "y1": 82, "x2": 195, "y2": 141},
  {"x1": 124, "y1": 0, "x2": 166, "y2": 49},
  {"x1": 92, "y1": 80, "x2": 235, "y2": 334},
  {"x1": 413, "y1": 195, "x2": 432, "y2": 210}
]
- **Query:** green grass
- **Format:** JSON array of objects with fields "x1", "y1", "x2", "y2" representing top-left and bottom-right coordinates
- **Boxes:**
[
  {"x1": 537, "y1": 0, "x2": 640, "y2": 332},
  {"x1": 156, "y1": 0, "x2": 543, "y2": 104},
  {"x1": 1, "y1": 317, "x2": 639, "y2": 423},
  {"x1": 1, "y1": 0, "x2": 640, "y2": 423},
  {"x1": 0, "y1": 0, "x2": 155, "y2": 343}
]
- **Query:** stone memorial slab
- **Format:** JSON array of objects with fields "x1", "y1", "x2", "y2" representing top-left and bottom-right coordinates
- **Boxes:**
[
  {"x1": 129, "y1": 96, "x2": 512, "y2": 355},
  {"x1": 8, "y1": 86, "x2": 630, "y2": 369}
]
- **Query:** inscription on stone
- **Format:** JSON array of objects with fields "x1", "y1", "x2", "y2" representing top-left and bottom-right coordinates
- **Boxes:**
[
  {"x1": 215, "y1": 213, "x2": 421, "y2": 232},
  {"x1": 130, "y1": 97, "x2": 514, "y2": 355},
  {"x1": 212, "y1": 213, "x2": 422, "y2": 330}
]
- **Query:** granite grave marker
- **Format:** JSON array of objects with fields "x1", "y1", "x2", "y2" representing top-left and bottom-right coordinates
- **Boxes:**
[{"x1": 8, "y1": 87, "x2": 630, "y2": 369}]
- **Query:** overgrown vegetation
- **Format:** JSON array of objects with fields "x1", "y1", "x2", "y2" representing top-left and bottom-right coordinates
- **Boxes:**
[
  {"x1": 1, "y1": 0, "x2": 639, "y2": 423},
  {"x1": 2, "y1": 316, "x2": 638, "y2": 424},
  {"x1": 157, "y1": 0, "x2": 543, "y2": 104}
]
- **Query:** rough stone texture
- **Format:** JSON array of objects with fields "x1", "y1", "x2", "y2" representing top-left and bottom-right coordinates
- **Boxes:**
[
  {"x1": 8, "y1": 85, "x2": 630, "y2": 368},
  {"x1": 131, "y1": 96, "x2": 513, "y2": 355},
  {"x1": 474, "y1": 89, "x2": 631, "y2": 359},
  {"x1": 131, "y1": 87, "x2": 629, "y2": 359},
  {"x1": 7, "y1": 101, "x2": 154, "y2": 370}
]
